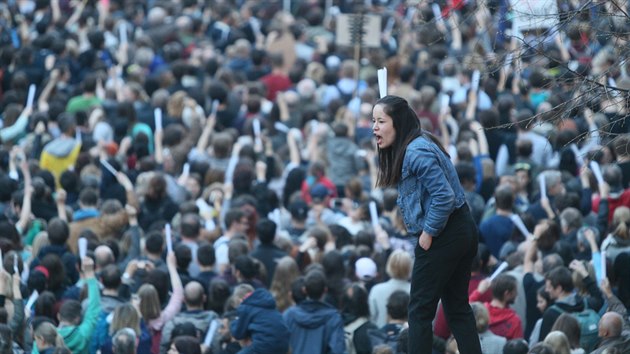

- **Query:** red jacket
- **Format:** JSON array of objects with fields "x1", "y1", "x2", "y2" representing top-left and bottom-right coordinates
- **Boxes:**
[
  {"x1": 592, "y1": 189, "x2": 630, "y2": 223},
  {"x1": 485, "y1": 303, "x2": 523, "y2": 340}
]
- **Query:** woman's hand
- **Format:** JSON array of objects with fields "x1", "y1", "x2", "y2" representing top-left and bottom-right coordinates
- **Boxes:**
[{"x1": 419, "y1": 232, "x2": 433, "y2": 251}]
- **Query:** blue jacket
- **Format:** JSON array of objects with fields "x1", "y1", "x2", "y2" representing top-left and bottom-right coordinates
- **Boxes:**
[
  {"x1": 283, "y1": 299, "x2": 345, "y2": 354},
  {"x1": 397, "y1": 135, "x2": 466, "y2": 237},
  {"x1": 230, "y1": 288, "x2": 289, "y2": 354}
]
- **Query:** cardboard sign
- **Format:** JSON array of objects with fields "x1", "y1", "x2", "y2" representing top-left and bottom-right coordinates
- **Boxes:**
[{"x1": 336, "y1": 14, "x2": 382, "y2": 48}]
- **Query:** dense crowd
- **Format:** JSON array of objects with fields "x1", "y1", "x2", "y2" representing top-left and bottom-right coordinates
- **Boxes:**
[{"x1": 0, "y1": 0, "x2": 629, "y2": 353}]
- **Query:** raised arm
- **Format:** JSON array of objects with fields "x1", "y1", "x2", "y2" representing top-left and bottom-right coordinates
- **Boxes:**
[
  {"x1": 159, "y1": 252, "x2": 184, "y2": 326},
  {"x1": 16, "y1": 156, "x2": 33, "y2": 234},
  {"x1": 0, "y1": 106, "x2": 32, "y2": 143},
  {"x1": 78, "y1": 257, "x2": 101, "y2": 339},
  {"x1": 37, "y1": 69, "x2": 60, "y2": 113},
  {"x1": 55, "y1": 189, "x2": 67, "y2": 222},
  {"x1": 196, "y1": 112, "x2": 217, "y2": 153}
]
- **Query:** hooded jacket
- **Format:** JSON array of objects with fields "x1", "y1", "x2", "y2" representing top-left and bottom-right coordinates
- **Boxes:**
[
  {"x1": 34, "y1": 278, "x2": 101, "y2": 354},
  {"x1": 160, "y1": 310, "x2": 218, "y2": 354},
  {"x1": 230, "y1": 288, "x2": 289, "y2": 354},
  {"x1": 601, "y1": 234, "x2": 630, "y2": 263},
  {"x1": 39, "y1": 136, "x2": 82, "y2": 185},
  {"x1": 326, "y1": 136, "x2": 362, "y2": 186},
  {"x1": 283, "y1": 299, "x2": 346, "y2": 354},
  {"x1": 484, "y1": 303, "x2": 523, "y2": 340}
]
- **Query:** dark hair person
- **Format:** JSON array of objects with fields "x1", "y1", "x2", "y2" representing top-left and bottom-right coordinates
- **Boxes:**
[{"x1": 372, "y1": 95, "x2": 481, "y2": 354}]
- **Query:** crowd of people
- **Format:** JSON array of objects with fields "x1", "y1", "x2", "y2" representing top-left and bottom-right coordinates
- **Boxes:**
[{"x1": 0, "y1": 0, "x2": 629, "y2": 353}]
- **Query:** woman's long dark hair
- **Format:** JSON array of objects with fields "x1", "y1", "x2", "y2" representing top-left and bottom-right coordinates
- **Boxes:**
[{"x1": 375, "y1": 96, "x2": 448, "y2": 187}]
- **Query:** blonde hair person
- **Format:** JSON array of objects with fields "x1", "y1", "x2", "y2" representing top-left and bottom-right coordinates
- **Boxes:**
[
  {"x1": 31, "y1": 231, "x2": 50, "y2": 262},
  {"x1": 470, "y1": 302, "x2": 507, "y2": 354},
  {"x1": 137, "y1": 252, "x2": 183, "y2": 335},
  {"x1": 110, "y1": 303, "x2": 141, "y2": 336},
  {"x1": 34, "y1": 322, "x2": 66, "y2": 351},
  {"x1": 601, "y1": 206, "x2": 630, "y2": 263},
  {"x1": 270, "y1": 256, "x2": 300, "y2": 312},
  {"x1": 550, "y1": 313, "x2": 585, "y2": 354},
  {"x1": 543, "y1": 331, "x2": 572, "y2": 354},
  {"x1": 368, "y1": 250, "x2": 412, "y2": 327}
]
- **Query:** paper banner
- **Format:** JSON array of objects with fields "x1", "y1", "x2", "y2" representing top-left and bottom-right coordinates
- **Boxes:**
[
  {"x1": 490, "y1": 261, "x2": 509, "y2": 280},
  {"x1": 154, "y1": 108, "x2": 163, "y2": 131},
  {"x1": 510, "y1": 213, "x2": 531, "y2": 239},
  {"x1": 26, "y1": 84, "x2": 36, "y2": 108},
  {"x1": 369, "y1": 201, "x2": 379, "y2": 230},
  {"x1": 25, "y1": 290, "x2": 39, "y2": 309},
  {"x1": 432, "y1": 3, "x2": 444, "y2": 26},
  {"x1": 253, "y1": 118, "x2": 262, "y2": 147},
  {"x1": 204, "y1": 319, "x2": 220, "y2": 347},
  {"x1": 211, "y1": 100, "x2": 219, "y2": 117},
  {"x1": 101, "y1": 159, "x2": 117, "y2": 176},
  {"x1": 165, "y1": 224, "x2": 173, "y2": 253},
  {"x1": 78, "y1": 237, "x2": 88, "y2": 260},
  {"x1": 377, "y1": 67, "x2": 388, "y2": 98},
  {"x1": 119, "y1": 21, "x2": 128, "y2": 44},
  {"x1": 440, "y1": 95, "x2": 450, "y2": 115},
  {"x1": 570, "y1": 144, "x2": 581, "y2": 165},
  {"x1": 539, "y1": 174, "x2": 547, "y2": 200},
  {"x1": 471, "y1": 70, "x2": 481, "y2": 92},
  {"x1": 590, "y1": 160, "x2": 604, "y2": 185}
]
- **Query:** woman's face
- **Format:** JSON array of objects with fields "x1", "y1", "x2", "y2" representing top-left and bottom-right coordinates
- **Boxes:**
[{"x1": 372, "y1": 104, "x2": 396, "y2": 149}]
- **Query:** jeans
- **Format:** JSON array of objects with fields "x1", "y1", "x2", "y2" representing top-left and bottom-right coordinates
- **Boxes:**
[{"x1": 408, "y1": 204, "x2": 482, "y2": 354}]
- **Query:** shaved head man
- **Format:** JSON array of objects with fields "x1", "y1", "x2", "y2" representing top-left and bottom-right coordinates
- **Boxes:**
[{"x1": 591, "y1": 312, "x2": 629, "y2": 354}]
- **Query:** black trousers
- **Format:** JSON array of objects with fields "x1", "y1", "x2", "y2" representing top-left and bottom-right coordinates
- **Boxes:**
[{"x1": 408, "y1": 204, "x2": 482, "y2": 354}]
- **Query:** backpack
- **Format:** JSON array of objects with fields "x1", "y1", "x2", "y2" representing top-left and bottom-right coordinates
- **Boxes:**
[
  {"x1": 344, "y1": 317, "x2": 368, "y2": 354},
  {"x1": 367, "y1": 325, "x2": 402, "y2": 352},
  {"x1": 550, "y1": 298, "x2": 600, "y2": 352}
]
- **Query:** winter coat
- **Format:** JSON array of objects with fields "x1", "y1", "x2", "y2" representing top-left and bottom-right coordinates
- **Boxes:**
[
  {"x1": 283, "y1": 299, "x2": 345, "y2": 354},
  {"x1": 230, "y1": 288, "x2": 290, "y2": 354}
]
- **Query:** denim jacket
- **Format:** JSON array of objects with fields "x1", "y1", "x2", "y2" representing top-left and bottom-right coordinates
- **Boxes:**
[{"x1": 397, "y1": 135, "x2": 466, "y2": 237}]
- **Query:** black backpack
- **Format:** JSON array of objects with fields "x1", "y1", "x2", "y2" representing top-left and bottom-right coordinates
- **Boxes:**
[{"x1": 367, "y1": 324, "x2": 403, "y2": 352}]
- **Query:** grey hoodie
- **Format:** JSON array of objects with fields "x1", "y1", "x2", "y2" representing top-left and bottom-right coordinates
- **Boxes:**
[
  {"x1": 160, "y1": 310, "x2": 218, "y2": 354},
  {"x1": 326, "y1": 136, "x2": 363, "y2": 186}
]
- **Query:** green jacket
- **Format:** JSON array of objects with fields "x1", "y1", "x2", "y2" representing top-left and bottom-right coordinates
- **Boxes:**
[{"x1": 34, "y1": 277, "x2": 101, "y2": 354}]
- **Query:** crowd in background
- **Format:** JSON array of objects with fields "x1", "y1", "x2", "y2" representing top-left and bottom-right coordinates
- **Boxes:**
[{"x1": 0, "y1": 0, "x2": 630, "y2": 353}]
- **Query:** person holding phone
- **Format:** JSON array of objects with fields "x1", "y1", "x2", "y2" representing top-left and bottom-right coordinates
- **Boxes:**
[{"x1": 372, "y1": 96, "x2": 481, "y2": 354}]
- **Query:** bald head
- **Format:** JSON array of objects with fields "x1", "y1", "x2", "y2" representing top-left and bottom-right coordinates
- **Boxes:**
[
  {"x1": 184, "y1": 281, "x2": 205, "y2": 309},
  {"x1": 599, "y1": 312, "x2": 623, "y2": 338},
  {"x1": 95, "y1": 245, "x2": 115, "y2": 269}
]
